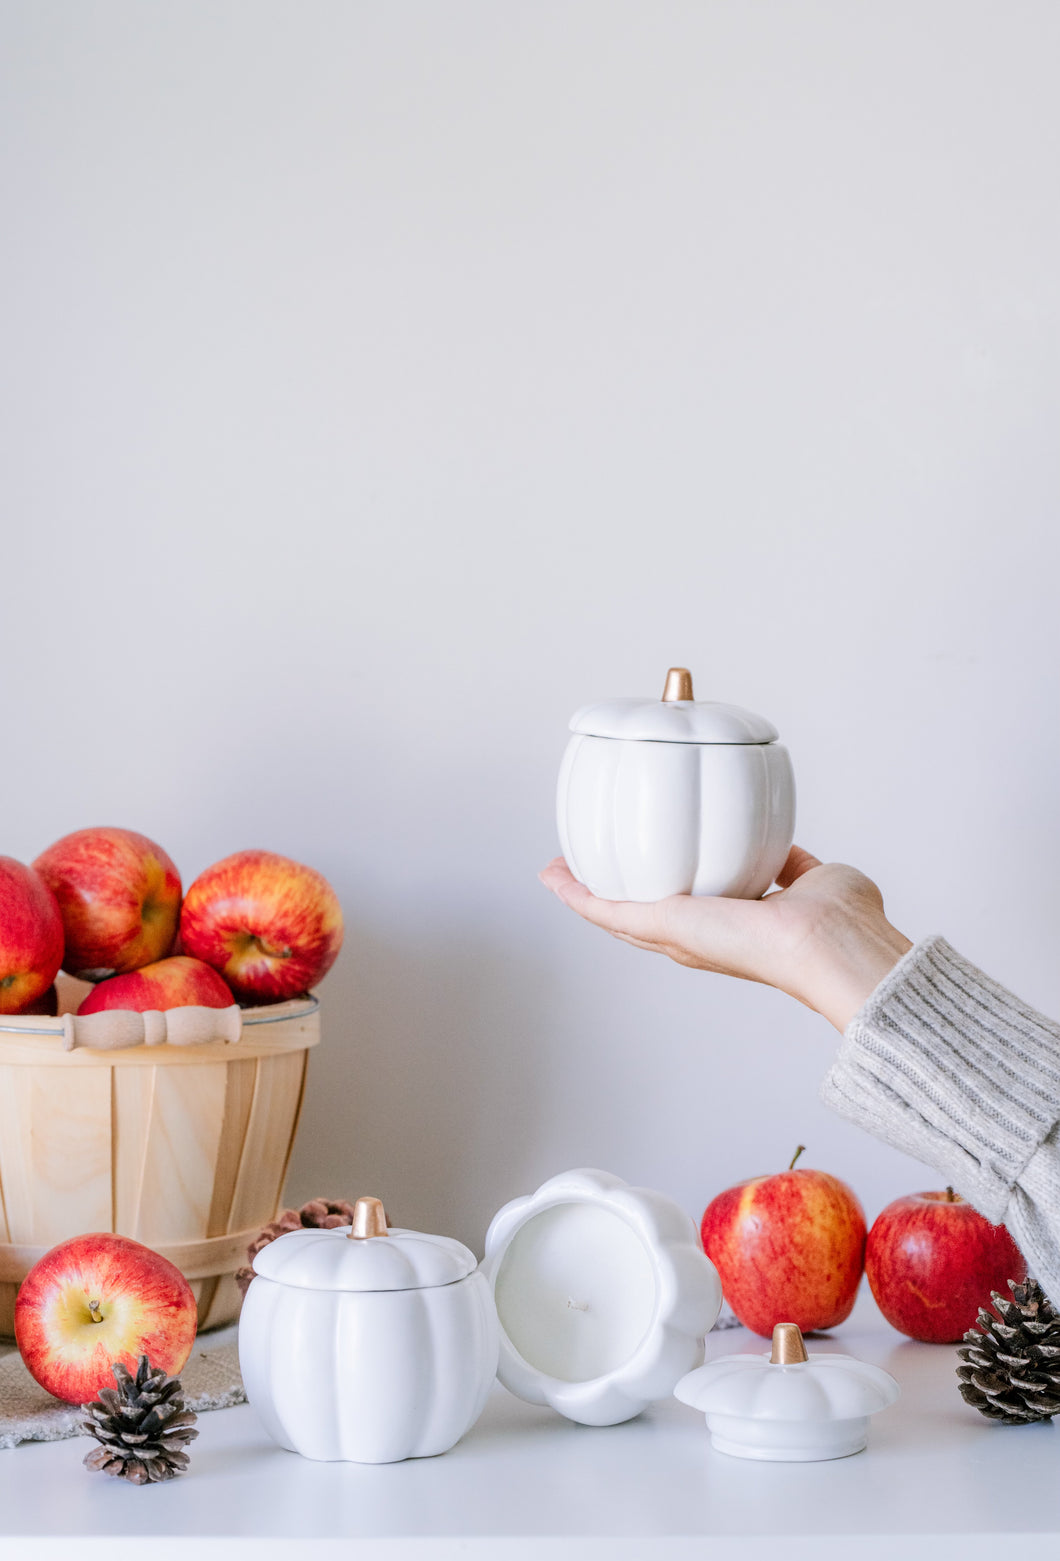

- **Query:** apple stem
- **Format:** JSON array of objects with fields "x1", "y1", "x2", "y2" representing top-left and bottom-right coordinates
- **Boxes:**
[
  {"x1": 88, "y1": 1300, "x2": 103, "y2": 1324},
  {"x1": 788, "y1": 1145, "x2": 806, "y2": 1171},
  {"x1": 252, "y1": 935, "x2": 293, "y2": 961},
  {"x1": 946, "y1": 1186, "x2": 957, "y2": 1202}
]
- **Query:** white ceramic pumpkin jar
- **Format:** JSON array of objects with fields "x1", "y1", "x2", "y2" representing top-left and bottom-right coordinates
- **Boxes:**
[
  {"x1": 238, "y1": 1197, "x2": 499, "y2": 1464},
  {"x1": 482, "y1": 1167, "x2": 722, "y2": 1427},
  {"x1": 557, "y1": 667, "x2": 796, "y2": 902}
]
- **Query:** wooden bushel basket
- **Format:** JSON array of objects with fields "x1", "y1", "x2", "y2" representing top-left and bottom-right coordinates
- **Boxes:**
[{"x1": 0, "y1": 976, "x2": 319, "y2": 1337}]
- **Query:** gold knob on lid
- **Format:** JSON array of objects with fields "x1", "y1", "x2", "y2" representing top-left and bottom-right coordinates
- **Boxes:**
[
  {"x1": 661, "y1": 667, "x2": 694, "y2": 702},
  {"x1": 347, "y1": 1196, "x2": 388, "y2": 1240},
  {"x1": 770, "y1": 1322, "x2": 809, "y2": 1364}
]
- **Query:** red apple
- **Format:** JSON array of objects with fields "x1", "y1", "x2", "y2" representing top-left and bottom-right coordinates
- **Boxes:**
[
  {"x1": 701, "y1": 1148, "x2": 867, "y2": 1337},
  {"x1": 33, "y1": 828, "x2": 182, "y2": 980},
  {"x1": 77, "y1": 955, "x2": 234, "y2": 1015},
  {"x1": 865, "y1": 1189, "x2": 1027, "y2": 1343},
  {"x1": 180, "y1": 849, "x2": 343, "y2": 1002},
  {"x1": 0, "y1": 857, "x2": 65, "y2": 1014},
  {"x1": 15, "y1": 1233, "x2": 197, "y2": 1404}
]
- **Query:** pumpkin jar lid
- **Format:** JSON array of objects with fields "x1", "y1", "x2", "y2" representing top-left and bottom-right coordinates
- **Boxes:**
[
  {"x1": 251, "y1": 1197, "x2": 477, "y2": 1292},
  {"x1": 570, "y1": 668, "x2": 779, "y2": 745},
  {"x1": 674, "y1": 1323, "x2": 900, "y2": 1462}
]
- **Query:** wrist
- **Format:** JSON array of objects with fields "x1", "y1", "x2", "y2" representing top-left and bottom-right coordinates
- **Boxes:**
[{"x1": 791, "y1": 914, "x2": 913, "y2": 1033}]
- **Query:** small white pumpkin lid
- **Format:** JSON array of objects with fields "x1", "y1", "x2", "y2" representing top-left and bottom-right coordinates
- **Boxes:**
[
  {"x1": 674, "y1": 1323, "x2": 900, "y2": 1421},
  {"x1": 570, "y1": 668, "x2": 779, "y2": 745},
  {"x1": 251, "y1": 1197, "x2": 477, "y2": 1292}
]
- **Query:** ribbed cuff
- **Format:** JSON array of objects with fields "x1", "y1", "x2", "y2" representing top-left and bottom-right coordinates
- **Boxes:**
[
  {"x1": 1006, "y1": 1128, "x2": 1060, "y2": 1303},
  {"x1": 821, "y1": 935, "x2": 1060, "y2": 1222}
]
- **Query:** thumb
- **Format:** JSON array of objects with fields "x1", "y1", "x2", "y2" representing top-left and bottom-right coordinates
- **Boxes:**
[{"x1": 775, "y1": 844, "x2": 823, "y2": 888}]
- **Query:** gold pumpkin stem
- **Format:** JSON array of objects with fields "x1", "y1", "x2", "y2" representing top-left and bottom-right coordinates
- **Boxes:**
[
  {"x1": 770, "y1": 1323, "x2": 809, "y2": 1365},
  {"x1": 661, "y1": 667, "x2": 694, "y2": 702},
  {"x1": 348, "y1": 1196, "x2": 388, "y2": 1240}
]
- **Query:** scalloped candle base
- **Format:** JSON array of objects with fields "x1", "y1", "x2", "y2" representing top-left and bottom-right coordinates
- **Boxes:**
[{"x1": 483, "y1": 1168, "x2": 722, "y2": 1426}]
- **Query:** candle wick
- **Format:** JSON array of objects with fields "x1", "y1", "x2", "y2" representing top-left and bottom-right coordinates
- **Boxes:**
[{"x1": 567, "y1": 1297, "x2": 590, "y2": 1312}]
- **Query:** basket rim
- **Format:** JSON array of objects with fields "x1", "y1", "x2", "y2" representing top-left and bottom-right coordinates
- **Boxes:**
[{"x1": 0, "y1": 992, "x2": 320, "y2": 1037}]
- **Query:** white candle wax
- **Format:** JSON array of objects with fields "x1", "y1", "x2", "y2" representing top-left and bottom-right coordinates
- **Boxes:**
[{"x1": 493, "y1": 1202, "x2": 658, "y2": 1382}]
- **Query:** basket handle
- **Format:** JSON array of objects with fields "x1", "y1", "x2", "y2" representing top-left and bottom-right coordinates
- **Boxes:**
[
  {"x1": 0, "y1": 1225, "x2": 264, "y2": 1284},
  {"x1": 62, "y1": 1003, "x2": 243, "y2": 1052}
]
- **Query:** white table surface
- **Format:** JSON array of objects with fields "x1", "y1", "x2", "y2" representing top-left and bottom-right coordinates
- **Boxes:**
[{"x1": 0, "y1": 1292, "x2": 1056, "y2": 1561}]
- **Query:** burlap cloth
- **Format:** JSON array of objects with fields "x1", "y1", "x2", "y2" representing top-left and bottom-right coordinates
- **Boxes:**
[{"x1": 0, "y1": 1336, "x2": 245, "y2": 1449}]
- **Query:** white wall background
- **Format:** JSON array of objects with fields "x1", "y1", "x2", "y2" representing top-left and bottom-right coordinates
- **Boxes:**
[{"x1": 2, "y1": 1, "x2": 1059, "y2": 1252}]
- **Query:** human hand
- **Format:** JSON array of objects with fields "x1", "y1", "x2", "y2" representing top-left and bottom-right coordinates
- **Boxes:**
[{"x1": 539, "y1": 846, "x2": 912, "y2": 1033}]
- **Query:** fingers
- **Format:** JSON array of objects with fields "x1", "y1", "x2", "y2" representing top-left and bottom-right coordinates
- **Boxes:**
[
  {"x1": 538, "y1": 857, "x2": 578, "y2": 897},
  {"x1": 611, "y1": 931, "x2": 665, "y2": 953},
  {"x1": 539, "y1": 858, "x2": 665, "y2": 943},
  {"x1": 774, "y1": 844, "x2": 823, "y2": 889}
]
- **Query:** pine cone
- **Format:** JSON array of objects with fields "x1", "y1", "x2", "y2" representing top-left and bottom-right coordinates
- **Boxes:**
[
  {"x1": 957, "y1": 1278, "x2": 1060, "y2": 1424},
  {"x1": 82, "y1": 1356, "x2": 198, "y2": 1483},
  {"x1": 235, "y1": 1197, "x2": 360, "y2": 1297}
]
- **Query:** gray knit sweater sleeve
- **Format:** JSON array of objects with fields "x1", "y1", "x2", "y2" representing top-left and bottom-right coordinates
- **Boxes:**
[{"x1": 821, "y1": 934, "x2": 1060, "y2": 1303}]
